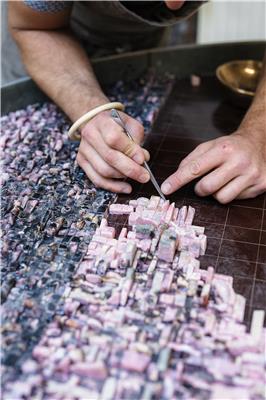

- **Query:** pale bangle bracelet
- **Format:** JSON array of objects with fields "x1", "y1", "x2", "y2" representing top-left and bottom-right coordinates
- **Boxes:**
[{"x1": 67, "y1": 101, "x2": 125, "y2": 141}]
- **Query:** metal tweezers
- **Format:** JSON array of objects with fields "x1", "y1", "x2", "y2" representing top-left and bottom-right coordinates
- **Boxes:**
[{"x1": 111, "y1": 109, "x2": 166, "y2": 201}]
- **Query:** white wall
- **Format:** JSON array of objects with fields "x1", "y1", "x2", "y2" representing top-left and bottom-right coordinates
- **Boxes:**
[{"x1": 197, "y1": 1, "x2": 266, "y2": 44}]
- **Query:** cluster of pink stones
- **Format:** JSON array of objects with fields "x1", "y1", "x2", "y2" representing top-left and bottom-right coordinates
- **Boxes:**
[{"x1": 5, "y1": 196, "x2": 265, "y2": 400}]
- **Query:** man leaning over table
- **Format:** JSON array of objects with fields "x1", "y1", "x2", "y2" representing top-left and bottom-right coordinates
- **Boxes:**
[{"x1": 6, "y1": 0, "x2": 266, "y2": 203}]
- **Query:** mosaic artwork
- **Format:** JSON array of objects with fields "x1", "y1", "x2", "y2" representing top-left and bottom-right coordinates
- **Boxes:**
[
  {"x1": 1, "y1": 73, "x2": 173, "y2": 395},
  {"x1": 1, "y1": 72, "x2": 265, "y2": 399}
]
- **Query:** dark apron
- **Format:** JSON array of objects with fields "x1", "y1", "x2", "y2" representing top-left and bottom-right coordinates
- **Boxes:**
[{"x1": 1, "y1": 1, "x2": 201, "y2": 84}]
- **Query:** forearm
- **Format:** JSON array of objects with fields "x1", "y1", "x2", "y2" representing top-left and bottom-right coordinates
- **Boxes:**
[
  {"x1": 238, "y1": 56, "x2": 266, "y2": 142},
  {"x1": 11, "y1": 28, "x2": 108, "y2": 121}
]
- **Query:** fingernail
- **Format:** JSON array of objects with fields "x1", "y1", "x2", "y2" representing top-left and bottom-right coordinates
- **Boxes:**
[
  {"x1": 133, "y1": 153, "x2": 143, "y2": 164},
  {"x1": 161, "y1": 182, "x2": 172, "y2": 194},
  {"x1": 140, "y1": 173, "x2": 150, "y2": 183},
  {"x1": 122, "y1": 186, "x2": 132, "y2": 194}
]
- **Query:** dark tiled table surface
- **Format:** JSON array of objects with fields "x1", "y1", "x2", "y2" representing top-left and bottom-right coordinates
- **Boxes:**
[{"x1": 118, "y1": 76, "x2": 266, "y2": 327}]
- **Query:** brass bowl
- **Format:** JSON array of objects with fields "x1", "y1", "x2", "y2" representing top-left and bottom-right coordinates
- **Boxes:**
[{"x1": 216, "y1": 60, "x2": 263, "y2": 98}]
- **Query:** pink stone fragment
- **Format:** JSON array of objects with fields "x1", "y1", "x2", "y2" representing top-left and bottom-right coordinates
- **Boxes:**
[
  {"x1": 164, "y1": 307, "x2": 177, "y2": 322},
  {"x1": 100, "y1": 218, "x2": 108, "y2": 228},
  {"x1": 162, "y1": 200, "x2": 170, "y2": 212},
  {"x1": 121, "y1": 351, "x2": 150, "y2": 372},
  {"x1": 107, "y1": 291, "x2": 120, "y2": 305},
  {"x1": 185, "y1": 206, "x2": 195, "y2": 225},
  {"x1": 71, "y1": 361, "x2": 107, "y2": 380},
  {"x1": 139, "y1": 239, "x2": 151, "y2": 252},
  {"x1": 176, "y1": 206, "x2": 187, "y2": 226},
  {"x1": 101, "y1": 227, "x2": 116, "y2": 239},
  {"x1": 118, "y1": 227, "x2": 127, "y2": 239},
  {"x1": 147, "y1": 196, "x2": 160, "y2": 210},
  {"x1": 173, "y1": 208, "x2": 179, "y2": 221},
  {"x1": 32, "y1": 346, "x2": 50, "y2": 359},
  {"x1": 161, "y1": 270, "x2": 175, "y2": 291},
  {"x1": 160, "y1": 293, "x2": 175, "y2": 305},
  {"x1": 127, "y1": 231, "x2": 136, "y2": 240},
  {"x1": 136, "y1": 197, "x2": 149, "y2": 207},
  {"x1": 128, "y1": 212, "x2": 138, "y2": 226},
  {"x1": 164, "y1": 202, "x2": 175, "y2": 224},
  {"x1": 199, "y1": 234, "x2": 207, "y2": 255},
  {"x1": 109, "y1": 204, "x2": 133, "y2": 215},
  {"x1": 210, "y1": 384, "x2": 249, "y2": 400},
  {"x1": 85, "y1": 274, "x2": 102, "y2": 284},
  {"x1": 129, "y1": 199, "x2": 138, "y2": 207}
]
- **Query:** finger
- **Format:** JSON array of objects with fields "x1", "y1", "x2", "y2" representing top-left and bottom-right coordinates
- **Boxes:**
[
  {"x1": 143, "y1": 149, "x2": 150, "y2": 162},
  {"x1": 77, "y1": 154, "x2": 132, "y2": 194},
  {"x1": 82, "y1": 128, "x2": 150, "y2": 183},
  {"x1": 213, "y1": 176, "x2": 250, "y2": 204},
  {"x1": 78, "y1": 142, "x2": 124, "y2": 179},
  {"x1": 179, "y1": 141, "x2": 213, "y2": 169},
  {"x1": 161, "y1": 146, "x2": 224, "y2": 195},
  {"x1": 121, "y1": 113, "x2": 145, "y2": 143},
  {"x1": 236, "y1": 185, "x2": 266, "y2": 200},
  {"x1": 164, "y1": 1, "x2": 185, "y2": 10},
  {"x1": 194, "y1": 163, "x2": 239, "y2": 197},
  {"x1": 102, "y1": 125, "x2": 146, "y2": 165}
]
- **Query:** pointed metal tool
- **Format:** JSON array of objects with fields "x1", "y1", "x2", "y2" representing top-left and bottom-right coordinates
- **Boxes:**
[{"x1": 111, "y1": 109, "x2": 166, "y2": 201}]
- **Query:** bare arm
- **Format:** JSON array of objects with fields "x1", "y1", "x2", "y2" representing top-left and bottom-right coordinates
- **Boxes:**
[
  {"x1": 162, "y1": 55, "x2": 266, "y2": 203},
  {"x1": 9, "y1": 1, "x2": 108, "y2": 121},
  {"x1": 9, "y1": 1, "x2": 150, "y2": 193}
]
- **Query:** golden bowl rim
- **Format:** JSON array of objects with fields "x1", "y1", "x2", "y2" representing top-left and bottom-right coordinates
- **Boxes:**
[{"x1": 216, "y1": 59, "x2": 263, "y2": 98}]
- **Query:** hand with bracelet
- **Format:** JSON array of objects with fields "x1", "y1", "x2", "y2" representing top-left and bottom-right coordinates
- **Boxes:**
[{"x1": 75, "y1": 106, "x2": 151, "y2": 194}]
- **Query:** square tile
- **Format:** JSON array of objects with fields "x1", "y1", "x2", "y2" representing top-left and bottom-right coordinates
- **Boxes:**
[
  {"x1": 216, "y1": 258, "x2": 256, "y2": 279},
  {"x1": 252, "y1": 280, "x2": 266, "y2": 308},
  {"x1": 153, "y1": 150, "x2": 187, "y2": 166},
  {"x1": 204, "y1": 224, "x2": 224, "y2": 239},
  {"x1": 151, "y1": 163, "x2": 177, "y2": 180},
  {"x1": 189, "y1": 200, "x2": 228, "y2": 225},
  {"x1": 263, "y1": 213, "x2": 266, "y2": 231},
  {"x1": 258, "y1": 245, "x2": 266, "y2": 264},
  {"x1": 231, "y1": 194, "x2": 265, "y2": 209},
  {"x1": 205, "y1": 238, "x2": 221, "y2": 257},
  {"x1": 227, "y1": 206, "x2": 263, "y2": 229},
  {"x1": 199, "y1": 255, "x2": 218, "y2": 270},
  {"x1": 219, "y1": 240, "x2": 258, "y2": 262},
  {"x1": 223, "y1": 226, "x2": 261, "y2": 244},
  {"x1": 233, "y1": 277, "x2": 253, "y2": 304},
  {"x1": 160, "y1": 137, "x2": 203, "y2": 153},
  {"x1": 256, "y1": 263, "x2": 266, "y2": 281},
  {"x1": 262, "y1": 231, "x2": 266, "y2": 246}
]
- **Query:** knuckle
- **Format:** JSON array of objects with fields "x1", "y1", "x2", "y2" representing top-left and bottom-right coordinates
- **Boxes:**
[
  {"x1": 197, "y1": 180, "x2": 212, "y2": 195},
  {"x1": 236, "y1": 154, "x2": 251, "y2": 170},
  {"x1": 172, "y1": 173, "x2": 183, "y2": 188},
  {"x1": 101, "y1": 165, "x2": 113, "y2": 178},
  {"x1": 124, "y1": 142, "x2": 136, "y2": 158},
  {"x1": 190, "y1": 160, "x2": 201, "y2": 176},
  {"x1": 133, "y1": 123, "x2": 145, "y2": 143},
  {"x1": 125, "y1": 166, "x2": 136, "y2": 178},
  {"x1": 76, "y1": 153, "x2": 82, "y2": 164},
  {"x1": 220, "y1": 140, "x2": 233, "y2": 155},
  {"x1": 250, "y1": 166, "x2": 260, "y2": 181},
  {"x1": 214, "y1": 192, "x2": 229, "y2": 204},
  {"x1": 92, "y1": 176, "x2": 101, "y2": 188},
  {"x1": 82, "y1": 127, "x2": 94, "y2": 142},
  {"x1": 105, "y1": 149, "x2": 115, "y2": 164},
  {"x1": 105, "y1": 130, "x2": 121, "y2": 147}
]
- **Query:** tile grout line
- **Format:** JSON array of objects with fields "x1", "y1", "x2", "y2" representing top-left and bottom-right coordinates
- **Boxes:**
[
  {"x1": 249, "y1": 195, "x2": 266, "y2": 317},
  {"x1": 214, "y1": 206, "x2": 230, "y2": 272}
]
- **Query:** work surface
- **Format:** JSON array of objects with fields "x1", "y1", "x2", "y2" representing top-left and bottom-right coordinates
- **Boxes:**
[
  {"x1": 1, "y1": 73, "x2": 265, "y2": 397},
  {"x1": 121, "y1": 76, "x2": 266, "y2": 326}
]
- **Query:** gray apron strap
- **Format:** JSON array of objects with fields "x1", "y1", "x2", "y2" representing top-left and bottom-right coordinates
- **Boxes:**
[{"x1": 1, "y1": 2, "x2": 28, "y2": 85}]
